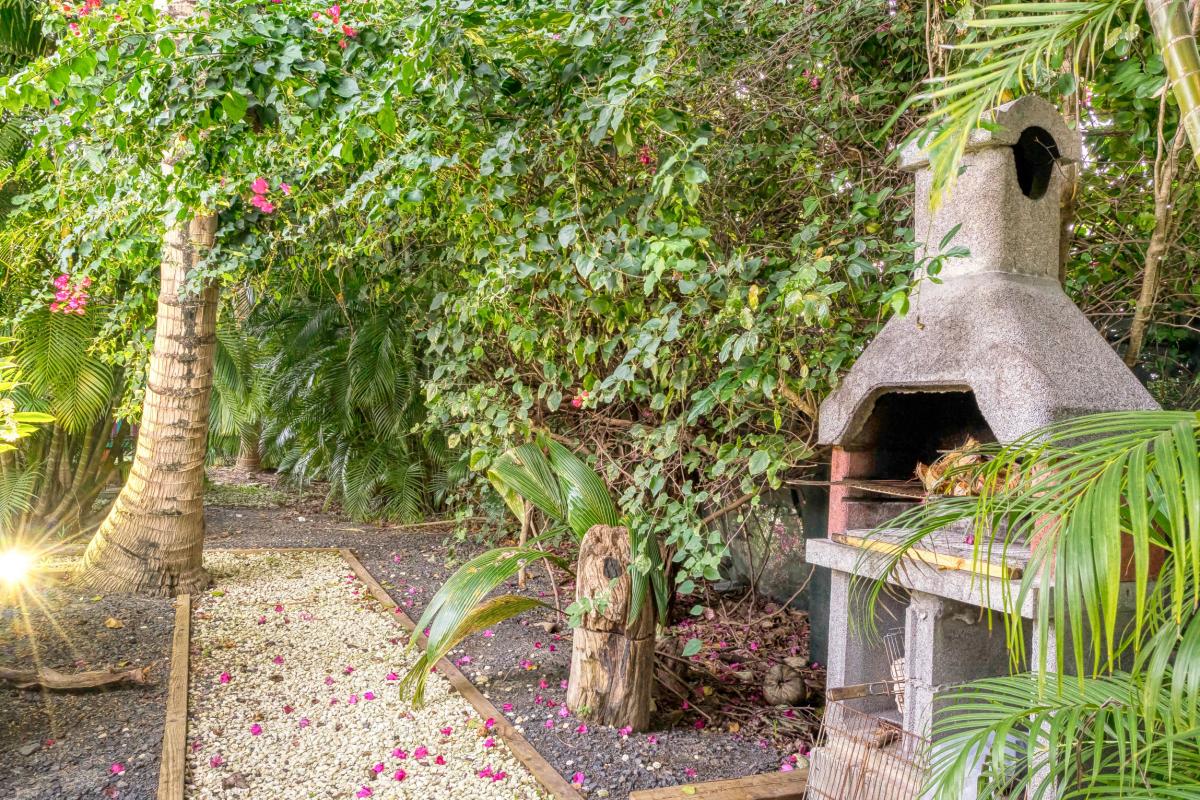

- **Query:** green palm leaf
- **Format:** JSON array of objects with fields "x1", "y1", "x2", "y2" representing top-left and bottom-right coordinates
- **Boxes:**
[{"x1": 401, "y1": 544, "x2": 571, "y2": 706}]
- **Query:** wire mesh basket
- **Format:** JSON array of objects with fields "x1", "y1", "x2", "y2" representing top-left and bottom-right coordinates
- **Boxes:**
[{"x1": 804, "y1": 697, "x2": 929, "y2": 800}]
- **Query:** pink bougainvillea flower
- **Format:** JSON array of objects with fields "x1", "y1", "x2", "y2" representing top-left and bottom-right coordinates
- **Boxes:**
[
  {"x1": 298, "y1": 718, "x2": 311, "y2": 729},
  {"x1": 482, "y1": 629, "x2": 494, "y2": 638},
  {"x1": 110, "y1": 763, "x2": 125, "y2": 775},
  {"x1": 68, "y1": 21, "x2": 80, "y2": 35},
  {"x1": 386, "y1": 672, "x2": 399, "y2": 681},
  {"x1": 780, "y1": 763, "x2": 794, "y2": 772},
  {"x1": 534, "y1": 642, "x2": 543, "y2": 649},
  {"x1": 748, "y1": 641, "x2": 759, "y2": 651},
  {"x1": 354, "y1": 787, "x2": 372, "y2": 798},
  {"x1": 560, "y1": 680, "x2": 568, "y2": 690},
  {"x1": 363, "y1": 692, "x2": 376, "y2": 701},
  {"x1": 484, "y1": 718, "x2": 495, "y2": 730},
  {"x1": 341, "y1": 23, "x2": 357, "y2": 37},
  {"x1": 278, "y1": 182, "x2": 291, "y2": 195},
  {"x1": 257, "y1": 616, "x2": 267, "y2": 625},
  {"x1": 478, "y1": 766, "x2": 494, "y2": 779},
  {"x1": 393, "y1": 769, "x2": 406, "y2": 782},
  {"x1": 685, "y1": 768, "x2": 698, "y2": 778},
  {"x1": 282, "y1": 704, "x2": 294, "y2": 714},
  {"x1": 434, "y1": 755, "x2": 446, "y2": 765},
  {"x1": 538, "y1": 679, "x2": 548, "y2": 690},
  {"x1": 218, "y1": 671, "x2": 231, "y2": 684},
  {"x1": 557, "y1": 707, "x2": 569, "y2": 718},
  {"x1": 392, "y1": 748, "x2": 407, "y2": 759},
  {"x1": 392, "y1": 555, "x2": 402, "y2": 563},
  {"x1": 483, "y1": 737, "x2": 495, "y2": 748},
  {"x1": 272, "y1": 655, "x2": 284, "y2": 665},
  {"x1": 492, "y1": 771, "x2": 507, "y2": 782},
  {"x1": 694, "y1": 719, "x2": 706, "y2": 730},
  {"x1": 413, "y1": 746, "x2": 428, "y2": 759},
  {"x1": 209, "y1": 754, "x2": 224, "y2": 768},
  {"x1": 327, "y1": 3, "x2": 340, "y2": 19},
  {"x1": 343, "y1": 666, "x2": 355, "y2": 675},
  {"x1": 311, "y1": 10, "x2": 320, "y2": 18},
  {"x1": 372, "y1": 763, "x2": 385, "y2": 774},
  {"x1": 250, "y1": 194, "x2": 276, "y2": 214},
  {"x1": 571, "y1": 772, "x2": 585, "y2": 786},
  {"x1": 575, "y1": 724, "x2": 588, "y2": 734},
  {"x1": 647, "y1": 735, "x2": 658, "y2": 745},
  {"x1": 440, "y1": 727, "x2": 452, "y2": 736},
  {"x1": 502, "y1": 703, "x2": 514, "y2": 713},
  {"x1": 250, "y1": 177, "x2": 269, "y2": 195},
  {"x1": 549, "y1": 644, "x2": 556, "y2": 652},
  {"x1": 455, "y1": 656, "x2": 472, "y2": 666},
  {"x1": 543, "y1": 719, "x2": 553, "y2": 729},
  {"x1": 519, "y1": 660, "x2": 534, "y2": 670},
  {"x1": 347, "y1": 694, "x2": 359, "y2": 705},
  {"x1": 250, "y1": 724, "x2": 263, "y2": 736},
  {"x1": 618, "y1": 726, "x2": 632, "y2": 737}
]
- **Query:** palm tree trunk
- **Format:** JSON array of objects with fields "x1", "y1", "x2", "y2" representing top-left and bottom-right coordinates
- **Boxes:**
[
  {"x1": 235, "y1": 426, "x2": 261, "y2": 471},
  {"x1": 1146, "y1": 0, "x2": 1200, "y2": 167},
  {"x1": 77, "y1": 214, "x2": 218, "y2": 596}
]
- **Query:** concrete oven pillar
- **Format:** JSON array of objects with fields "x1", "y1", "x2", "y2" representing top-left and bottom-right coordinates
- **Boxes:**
[
  {"x1": 902, "y1": 592, "x2": 1013, "y2": 740},
  {"x1": 827, "y1": 569, "x2": 910, "y2": 717}
]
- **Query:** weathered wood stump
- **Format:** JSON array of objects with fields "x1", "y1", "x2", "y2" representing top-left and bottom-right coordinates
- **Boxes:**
[{"x1": 566, "y1": 524, "x2": 656, "y2": 731}]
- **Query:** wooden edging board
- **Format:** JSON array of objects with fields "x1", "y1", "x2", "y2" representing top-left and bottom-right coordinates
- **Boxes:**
[
  {"x1": 628, "y1": 767, "x2": 809, "y2": 800},
  {"x1": 157, "y1": 593, "x2": 191, "y2": 800},
  {"x1": 338, "y1": 547, "x2": 583, "y2": 800},
  {"x1": 831, "y1": 533, "x2": 1022, "y2": 580}
]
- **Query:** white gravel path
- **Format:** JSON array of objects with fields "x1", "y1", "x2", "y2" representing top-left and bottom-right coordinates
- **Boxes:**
[{"x1": 184, "y1": 550, "x2": 549, "y2": 800}]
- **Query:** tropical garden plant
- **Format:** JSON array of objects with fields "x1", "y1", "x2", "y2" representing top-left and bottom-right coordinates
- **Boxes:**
[
  {"x1": 862, "y1": 410, "x2": 1200, "y2": 798},
  {"x1": 401, "y1": 434, "x2": 668, "y2": 713}
]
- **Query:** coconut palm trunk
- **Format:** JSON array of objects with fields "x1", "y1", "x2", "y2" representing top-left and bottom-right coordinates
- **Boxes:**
[
  {"x1": 77, "y1": 215, "x2": 218, "y2": 596},
  {"x1": 1146, "y1": 0, "x2": 1200, "y2": 166}
]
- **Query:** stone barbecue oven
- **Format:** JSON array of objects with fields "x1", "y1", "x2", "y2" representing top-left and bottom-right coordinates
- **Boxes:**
[{"x1": 803, "y1": 97, "x2": 1158, "y2": 800}]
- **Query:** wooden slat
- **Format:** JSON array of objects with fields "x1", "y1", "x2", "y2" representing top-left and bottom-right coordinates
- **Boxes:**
[
  {"x1": 831, "y1": 533, "x2": 1022, "y2": 579},
  {"x1": 157, "y1": 593, "x2": 191, "y2": 800},
  {"x1": 629, "y1": 768, "x2": 808, "y2": 800},
  {"x1": 339, "y1": 548, "x2": 583, "y2": 800}
]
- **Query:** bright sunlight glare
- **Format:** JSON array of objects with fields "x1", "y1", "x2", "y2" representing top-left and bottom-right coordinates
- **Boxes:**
[{"x1": 0, "y1": 547, "x2": 34, "y2": 587}]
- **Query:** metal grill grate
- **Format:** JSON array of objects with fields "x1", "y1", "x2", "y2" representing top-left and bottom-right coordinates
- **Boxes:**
[{"x1": 804, "y1": 700, "x2": 929, "y2": 800}]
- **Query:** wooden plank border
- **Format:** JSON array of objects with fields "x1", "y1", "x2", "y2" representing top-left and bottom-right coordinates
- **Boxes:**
[
  {"x1": 157, "y1": 593, "x2": 191, "y2": 800},
  {"x1": 339, "y1": 547, "x2": 583, "y2": 800},
  {"x1": 628, "y1": 767, "x2": 809, "y2": 800}
]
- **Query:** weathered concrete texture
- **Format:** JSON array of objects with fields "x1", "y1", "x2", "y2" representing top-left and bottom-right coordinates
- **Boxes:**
[
  {"x1": 818, "y1": 271, "x2": 1158, "y2": 445},
  {"x1": 898, "y1": 96, "x2": 1083, "y2": 172},
  {"x1": 820, "y1": 95, "x2": 1156, "y2": 446}
]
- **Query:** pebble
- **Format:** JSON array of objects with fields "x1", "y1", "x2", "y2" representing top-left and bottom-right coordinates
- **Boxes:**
[{"x1": 185, "y1": 551, "x2": 547, "y2": 800}]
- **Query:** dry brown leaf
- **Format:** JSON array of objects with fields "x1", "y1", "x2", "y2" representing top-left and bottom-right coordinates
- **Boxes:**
[{"x1": 103, "y1": 617, "x2": 124, "y2": 629}]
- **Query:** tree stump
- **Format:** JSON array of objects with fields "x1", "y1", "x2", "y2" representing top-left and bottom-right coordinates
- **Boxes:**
[{"x1": 566, "y1": 525, "x2": 656, "y2": 731}]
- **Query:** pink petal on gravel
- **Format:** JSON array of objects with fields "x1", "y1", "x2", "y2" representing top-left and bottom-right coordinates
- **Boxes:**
[
  {"x1": 386, "y1": 672, "x2": 399, "y2": 681},
  {"x1": 355, "y1": 787, "x2": 373, "y2": 798},
  {"x1": 434, "y1": 755, "x2": 445, "y2": 765},
  {"x1": 209, "y1": 754, "x2": 224, "y2": 767},
  {"x1": 502, "y1": 703, "x2": 513, "y2": 712},
  {"x1": 250, "y1": 724, "x2": 262, "y2": 736},
  {"x1": 571, "y1": 772, "x2": 585, "y2": 786},
  {"x1": 393, "y1": 748, "x2": 407, "y2": 759},
  {"x1": 363, "y1": 692, "x2": 375, "y2": 701},
  {"x1": 218, "y1": 671, "x2": 231, "y2": 684},
  {"x1": 393, "y1": 769, "x2": 406, "y2": 781},
  {"x1": 110, "y1": 763, "x2": 125, "y2": 775},
  {"x1": 299, "y1": 719, "x2": 310, "y2": 729}
]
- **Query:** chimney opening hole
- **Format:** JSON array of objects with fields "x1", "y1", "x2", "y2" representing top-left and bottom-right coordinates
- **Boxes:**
[{"x1": 1012, "y1": 126, "x2": 1059, "y2": 200}]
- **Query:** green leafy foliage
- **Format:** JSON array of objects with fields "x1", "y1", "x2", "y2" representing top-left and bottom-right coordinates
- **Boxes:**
[
  {"x1": 862, "y1": 411, "x2": 1200, "y2": 797},
  {"x1": 255, "y1": 284, "x2": 455, "y2": 522}
]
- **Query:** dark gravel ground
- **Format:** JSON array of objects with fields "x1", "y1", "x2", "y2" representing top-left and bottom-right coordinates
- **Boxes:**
[
  {"x1": 0, "y1": 585, "x2": 174, "y2": 800},
  {"x1": 205, "y1": 495, "x2": 791, "y2": 799}
]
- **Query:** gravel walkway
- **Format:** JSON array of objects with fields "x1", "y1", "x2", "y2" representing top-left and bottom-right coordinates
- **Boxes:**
[
  {"x1": 185, "y1": 549, "x2": 547, "y2": 800},
  {"x1": 205, "y1": 503, "x2": 791, "y2": 798}
]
